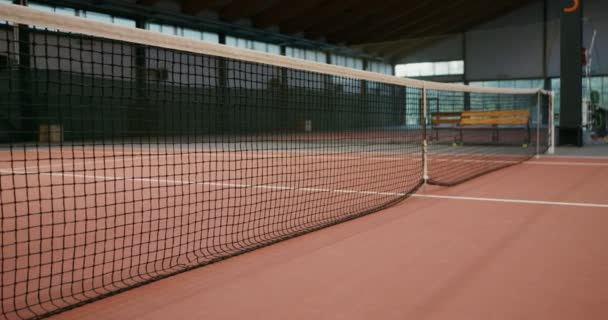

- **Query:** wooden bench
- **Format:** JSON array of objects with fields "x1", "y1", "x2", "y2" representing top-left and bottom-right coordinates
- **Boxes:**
[
  {"x1": 430, "y1": 112, "x2": 463, "y2": 141},
  {"x1": 430, "y1": 109, "x2": 530, "y2": 143}
]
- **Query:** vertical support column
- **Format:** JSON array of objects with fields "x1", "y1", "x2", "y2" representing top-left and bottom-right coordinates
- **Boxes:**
[
  {"x1": 396, "y1": 84, "x2": 406, "y2": 126},
  {"x1": 134, "y1": 18, "x2": 147, "y2": 137},
  {"x1": 559, "y1": 0, "x2": 583, "y2": 146},
  {"x1": 217, "y1": 33, "x2": 227, "y2": 134},
  {"x1": 361, "y1": 59, "x2": 368, "y2": 130},
  {"x1": 462, "y1": 32, "x2": 470, "y2": 111},
  {"x1": 324, "y1": 51, "x2": 334, "y2": 130},
  {"x1": 15, "y1": 0, "x2": 33, "y2": 142},
  {"x1": 279, "y1": 45, "x2": 288, "y2": 131}
]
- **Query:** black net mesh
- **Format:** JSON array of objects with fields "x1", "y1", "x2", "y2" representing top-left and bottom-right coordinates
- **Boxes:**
[
  {"x1": 0, "y1": 5, "x2": 552, "y2": 319},
  {"x1": 426, "y1": 89, "x2": 551, "y2": 185}
]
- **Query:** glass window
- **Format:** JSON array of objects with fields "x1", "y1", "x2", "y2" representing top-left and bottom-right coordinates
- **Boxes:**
[
  {"x1": 113, "y1": 16, "x2": 136, "y2": 28},
  {"x1": 266, "y1": 43, "x2": 280, "y2": 55},
  {"x1": 173, "y1": 27, "x2": 219, "y2": 43},
  {"x1": 395, "y1": 60, "x2": 464, "y2": 77},
  {"x1": 366, "y1": 61, "x2": 393, "y2": 75},
  {"x1": 289, "y1": 49, "x2": 327, "y2": 63},
  {"x1": 331, "y1": 54, "x2": 363, "y2": 70},
  {"x1": 28, "y1": 3, "x2": 55, "y2": 12},
  {"x1": 226, "y1": 36, "x2": 280, "y2": 54},
  {"x1": 161, "y1": 24, "x2": 176, "y2": 35},
  {"x1": 146, "y1": 23, "x2": 161, "y2": 33},
  {"x1": 252, "y1": 41, "x2": 266, "y2": 51},
  {"x1": 448, "y1": 60, "x2": 464, "y2": 75},
  {"x1": 83, "y1": 11, "x2": 112, "y2": 23},
  {"x1": 434, "y1": 62, "x2": 449, "y2": 75},
  {"x1": 418, "y1": 63, "x2": 434, "y2": 76},
  {"x1": 54, "y1": 6, "x2": 76, "y2": 16},
  {"x1": 498, "y1": 80, "x2": 515, "y2": 88},
  {"x1": 183, "y1": 28, "x2": 203, "y2": 40},
  {"x1": 304, "y1": 50, "x2": 317, "y2": 61},
  {"x1": 225, "y1": 36, "x2": 237, "y2": 47},
  {"x1": 285, "y1": 47, "x2": 300, "y2": 59},
  {"x1": 202, "y1": 32, "x2": 219, "y2": 43},
  {"x1": 28, "y1": 3, "x2": 133, "y2": 28},
  {"x1": 146, "y1": 23, "x2": 177, "y2": 35},
  {"x1": 395, "y1": 65, "x2": 411, "y2": 77}
]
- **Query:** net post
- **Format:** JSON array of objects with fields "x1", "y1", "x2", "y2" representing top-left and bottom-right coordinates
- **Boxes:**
[
  {"x1": 422, "y1": 85, "x2": 428, "y2": 183},
  {"x1": 536, "y1": 91, "x2": 541, "y2": 158},
  {"x1": 548, "y1": 91, "x2": 556, "y2": 155}
]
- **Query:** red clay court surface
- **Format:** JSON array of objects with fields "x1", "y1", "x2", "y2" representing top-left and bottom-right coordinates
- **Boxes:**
[{"x1": 37, "y1": 155, "x2": 608, "y2": 320}]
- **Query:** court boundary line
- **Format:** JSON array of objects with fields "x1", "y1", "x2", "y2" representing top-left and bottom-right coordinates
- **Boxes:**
[
  {"x1": 411, "y1": 194, "x2": 608, "y2": 208},
  {"x1": 1, "y1": 151, "x2": 410, "y2": 172},
  {"x1": 540, "y1": 155, "x2": 608, "y2": 160},
  {"x1": 4, "y1": 150, "x2": 543, "y2": 173},
  {"x1": 1, "y1": 168, "x2": 606, "y2": 209},
  {"x1": 0, "y1": 168, "x2": 409, "y2": 197},
  {"x1": 524, "y1": 161, "x2": 608, "y2": 167}
]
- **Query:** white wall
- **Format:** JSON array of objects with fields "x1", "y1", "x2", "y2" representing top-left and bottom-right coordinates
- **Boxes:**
[
  {"x1": 546, "y1": 0, "x2": 608, "y2": 77},
  {"x1": 395, "y1": 34, "x2": 463, "y2": 64},
  {"x1": 398, "y1": 0, "x2": 608, "y2": 80},
  {"x1": 465, "y1": 1, "x2": 544, "y2": 80}
]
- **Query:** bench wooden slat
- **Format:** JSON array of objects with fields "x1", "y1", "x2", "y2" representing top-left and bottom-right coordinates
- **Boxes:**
[
  {"x1": 429, "y1": 108, "x2": 531, "y2": 144},
  {"x1": 431, "y1": 112, "x2": 462, "y2": 125},
  {"x1": 433, "y1": 119, "x2": 460, "y2": 125},
  {"x1": 460, "y1": 109, "x2": 529, "y2": 125},
  {"x1": 459, "y1": 118, "x2": 530, "y2": 125},
  {"x1": 461, "y1": 110, "x2": 529, "y2": 117},
  {"x1": 431, "y1": 109, "x2": 530, "y2": 126}
]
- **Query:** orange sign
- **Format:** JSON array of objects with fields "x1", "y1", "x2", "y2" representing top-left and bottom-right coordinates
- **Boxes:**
[{"x1": 564, "y1": 0, "x2": 579, "y2": 12}]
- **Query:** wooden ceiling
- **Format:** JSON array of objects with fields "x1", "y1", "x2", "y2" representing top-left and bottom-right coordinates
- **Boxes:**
[{"x1": 136, "y1": 0, "x2": 534, "y2": 61}]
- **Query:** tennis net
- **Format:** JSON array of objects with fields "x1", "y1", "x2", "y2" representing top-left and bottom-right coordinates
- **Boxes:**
[{"x1": 0, "y1": 3, "x2": 552, "y2": 319}]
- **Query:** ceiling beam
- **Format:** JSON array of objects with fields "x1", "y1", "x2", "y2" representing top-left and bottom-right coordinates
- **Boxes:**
[
  {"x1": 336, "y1": 0, "x2": 437, "y2": 44},
  {"x1": 304, "y1": 0, "x2": 405, "y2": 39},
  {"x1": 385, "y1": 0, "x2": 528, "y2": 61},
  {"x1": 378, "y1": 0, "x2": 484, "y2": 42},
  {"x1": 137, "y1": 0, "x2": 163, "y2": 5},
  {"x1": 353, "y1": 38, "x2": 434, "y2": 56},
  {"x1": 383, "y1": 37, "x2": 448, "y2": 62},
  {"x1": 253, "y1": 0, "x2": 326, "y2": 29},
  {"x1": 279, "y1": 0, "x2": 367, "y2": 34},
  {"x1": 181, "y1": 0, "x2": 229, "y2": 15},
  {"x1": 386, "y1": 0, "x2": 519, "y2": 43},
  {"x1": 220, "y1": 0, "x2": 280, "y2": 21}
]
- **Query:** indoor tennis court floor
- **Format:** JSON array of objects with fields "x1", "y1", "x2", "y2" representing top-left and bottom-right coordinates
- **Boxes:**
[{"x1": 49, "y1": 155, "x2": 608, "y2": 320}]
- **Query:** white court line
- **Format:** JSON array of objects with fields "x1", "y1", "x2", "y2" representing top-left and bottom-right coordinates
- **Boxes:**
[
  {"x1": 4, "y1": 152, "x2": 417, "y2": 173},
  {"x1": 411, "y1": 194, "x2": 608, "y2": 208},
  {"x1": 13, "y1": 153, "x2": 521, "y2": 173},
  {"x1": 540, "y1": 155, "x2": 608, "y2": 160},
  {"x1": 429, "y1": 158, "x2": 519, "y2": 165},
  {"x1": 14, "y1": 155, "x2": 148, "y2": 172},
  {"x1": 524, "y1": 161, "x2": 608, "y2": 167},
  {"x1": 2, "y1": 168, "x2": 607, "y2": 209},
  {"x1": 0, "y1": 168, "x2": 405, "y2": 197},
  {"x1": 12, "y1": 147, "x2": 555, "y2": 174}
]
